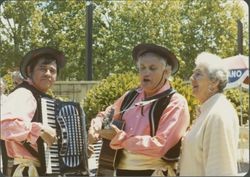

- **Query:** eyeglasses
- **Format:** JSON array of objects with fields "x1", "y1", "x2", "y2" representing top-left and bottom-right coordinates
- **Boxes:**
[{"x1": 190, "y1": 70, "x2": 205, "y2": 80}]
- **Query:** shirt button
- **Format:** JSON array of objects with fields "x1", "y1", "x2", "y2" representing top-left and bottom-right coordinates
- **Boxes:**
[{"x1": 130, "y1": 128, "x2": 133, "y2": 131}]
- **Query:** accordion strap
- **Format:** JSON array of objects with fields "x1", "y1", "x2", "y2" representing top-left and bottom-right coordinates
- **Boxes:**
[{"x1": 22, "y1": 141, "x2": 40, "y2": 159}]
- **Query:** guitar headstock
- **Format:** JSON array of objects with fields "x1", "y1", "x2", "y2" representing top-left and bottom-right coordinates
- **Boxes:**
[{"x1": 102, "y1": 107, "x2": 115, "y2": 129}]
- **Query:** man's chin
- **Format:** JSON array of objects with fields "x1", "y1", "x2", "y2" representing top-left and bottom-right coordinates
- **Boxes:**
[
  {"x1": 39, "y1": 85, "x2": 51, "y2": 93},
  {"x1": 142, "y1": 86, "x2": 154, "y2": 92}
]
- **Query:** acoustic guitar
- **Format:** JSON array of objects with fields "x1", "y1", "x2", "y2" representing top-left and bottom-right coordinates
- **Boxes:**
[{"x1": 97, "y1": 108, "x2": 125, "y2": 176}]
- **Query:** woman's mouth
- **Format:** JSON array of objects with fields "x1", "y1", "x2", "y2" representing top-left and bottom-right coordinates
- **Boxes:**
[
  {"x1": 192, "y1": 85, "x2": 198, "y2": 89},
  {"x1": 143, "y1": 78, "x2": 150, "y2": 82}
]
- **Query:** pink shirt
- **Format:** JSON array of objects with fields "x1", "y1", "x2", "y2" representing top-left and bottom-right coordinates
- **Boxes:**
[
  {"x1": 108, "y1": 82, "x2": 190, "y2": 158},
  {"x1": 0, "y1": 87, "x2": 43, "y2": 161}
]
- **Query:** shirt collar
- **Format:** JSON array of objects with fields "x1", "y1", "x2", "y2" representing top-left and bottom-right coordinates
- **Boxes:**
[{"x1": 200, "y1": 93, "x2": 223, "y2": 113}]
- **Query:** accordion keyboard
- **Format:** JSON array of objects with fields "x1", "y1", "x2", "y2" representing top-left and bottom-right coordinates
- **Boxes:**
[{"x1": 41, "y1": 97, "x2": 60, "y2": 174}]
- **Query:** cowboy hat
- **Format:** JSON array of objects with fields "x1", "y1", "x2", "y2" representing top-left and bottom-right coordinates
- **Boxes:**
[
  {"x1": 20, "y1": 47, "x2": 66, "y2": 79},
  {"x1": 132, "y1": 43, "x2": 179, "y2": 74}
]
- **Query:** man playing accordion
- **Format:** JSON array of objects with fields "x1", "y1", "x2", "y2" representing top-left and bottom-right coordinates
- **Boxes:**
[{"x1": 0, "y1": 47, "x2": 66, "y2": 176}]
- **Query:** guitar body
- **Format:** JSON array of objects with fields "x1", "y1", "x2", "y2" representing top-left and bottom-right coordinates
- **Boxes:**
[{"x1": 97, "y1": 119, "x2": 125, "y2": 176}]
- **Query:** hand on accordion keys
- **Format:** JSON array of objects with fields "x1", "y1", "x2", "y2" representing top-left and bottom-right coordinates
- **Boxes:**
[{"x1": 40, "y1": 124, "x2": 57, "y2": 148}]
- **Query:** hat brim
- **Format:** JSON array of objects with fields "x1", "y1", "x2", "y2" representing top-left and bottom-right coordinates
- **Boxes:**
[
  {"x1": 132, "y1": 43, "x2": 179, "y2": 74},
  {"x1": 20, "y1": 47, "x2": 66, "y2": 79}
]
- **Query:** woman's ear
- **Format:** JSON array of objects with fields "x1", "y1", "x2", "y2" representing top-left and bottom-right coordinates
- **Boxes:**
[{"x1": 211, "y1": 79, "x2": 220, "y2": 90}]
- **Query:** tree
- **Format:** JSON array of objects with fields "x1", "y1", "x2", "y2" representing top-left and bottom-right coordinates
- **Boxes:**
[
  {"x1": 0, "y1": 0, "x2": 87, "y2": 80},
  {"x1": 0, "y1": 0, "x2": 248, "y2": 80},
  {"x1": 0, "y1": 1, "x2": 37, "y2": 75},
  {"x1": 178, "y1": 0, "x2": 247, "y2": 79},
  {"x1": 93, "y1": 0, "x2": 247, "y2": 80}
]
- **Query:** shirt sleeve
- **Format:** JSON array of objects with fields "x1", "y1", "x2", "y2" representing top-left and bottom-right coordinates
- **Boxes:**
[
  {"x1": 120, "y1": 94, "x2": 190, "y2": 157},
  {"x1": 0, "y1": 88, "x2": 43, "y2": 144}
]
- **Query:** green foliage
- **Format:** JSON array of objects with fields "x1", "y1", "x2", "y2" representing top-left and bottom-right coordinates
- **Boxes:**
[
  {"x1": 171, "y1": 77, "x2": 199, "y2": 122},
  {"x1": 0, "y1": 0, "x2": 248, "y2": 81},
  {"x1": 83, "y1": 72, "x2": 139, "y2": 125},
  {"x1": 0, "y1": 1, "x2": 39, "y2": 75},
  {"x1": 0, "y1": 0, "x2": 87, "y2": 80},
  {"x1": 92, "y1": 0, "x2": 183, "y2": 79},
  {"x1": 178, "y1": 0, "x2": 246, "y2": 79},
  {"x1": 2, "y1": 72, "x2": 14, "y2": 94},
  {"x1": 225, "y1": 88, "x2": 249, "y2": 125}
]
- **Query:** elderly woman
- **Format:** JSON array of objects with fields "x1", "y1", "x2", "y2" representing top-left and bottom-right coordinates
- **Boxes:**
[{"x1": 179, "y1": 52, "x2": 239, "y2": 176}]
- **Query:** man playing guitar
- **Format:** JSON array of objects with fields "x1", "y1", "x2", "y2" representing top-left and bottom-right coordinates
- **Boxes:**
[{"x1": 88, "y1": 43, "x2": 190, "y2": 176}]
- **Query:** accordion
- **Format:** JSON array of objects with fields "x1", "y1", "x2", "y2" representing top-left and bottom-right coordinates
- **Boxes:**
[{"x1": 39, "y1": 97, "x2": 89, "y2": 176}]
